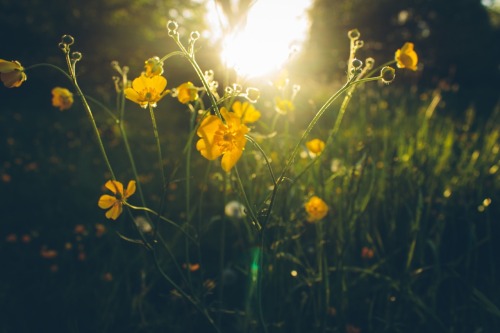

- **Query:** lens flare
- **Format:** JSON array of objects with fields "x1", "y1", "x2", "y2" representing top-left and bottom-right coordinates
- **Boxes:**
[{"x1": 206, "y1": 0, "x2": 313, "y2": 78}]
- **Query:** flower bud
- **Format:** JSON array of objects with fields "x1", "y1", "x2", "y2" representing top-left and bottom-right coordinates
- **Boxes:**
[
  {"x1": 61, "y1": 35, "x2": 74, "y2": 46},
  {"x1": 71, "y1": 52, "x2": 82, "y2": 62},
  {"x1": 143, "y1": 56, "x2": 164, "y2": 77},
  {"x1": 348, "y1": 29, "x2": 360, "y2": 41},
  {"x1": 351, "y1": 58, "x2": 363, "y2": 69},
  {"x1": 245, "y1": 87, "x2": 260, "y2": 103},
  {"x1": 381, "y1": 66, "x2": 396, "y2": 84}
]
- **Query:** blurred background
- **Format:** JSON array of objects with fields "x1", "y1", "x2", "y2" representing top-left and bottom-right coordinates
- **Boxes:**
[{"x1": 0, "y1": 0, "x2": 499, "y2": 332}]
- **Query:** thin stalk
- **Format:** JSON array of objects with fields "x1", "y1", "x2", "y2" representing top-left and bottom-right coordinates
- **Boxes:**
[{"x1": 148, "y1": 105, "x2": 167, "y2": 188}]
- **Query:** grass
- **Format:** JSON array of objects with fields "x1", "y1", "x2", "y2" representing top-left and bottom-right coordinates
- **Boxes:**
[{"x1": 0, "y1": 32, "x2": 499, "y2": 333}]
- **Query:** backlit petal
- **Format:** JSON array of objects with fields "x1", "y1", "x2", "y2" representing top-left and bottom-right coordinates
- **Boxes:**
[
  {"x1": 124, "y1": 87, "x2": 141, "y2": 104},
  {"x1": 221, "y1": 147, "x2": 243, "y2": 172},
  {"x1": 150, "y1": 75, "x2": 167, "y2": 92},
  {"x1": 104, "y1": 180, "x2": 123, "y2": 195},
  {"x1": 196, "y1": 115, "x2": 224, "y2": 160},
  {"x1": 105, "y1": 203, "x2": 123, "y2": 220},
  {"x1": 0, "y1": 59, "x2": 21, "y2": 73},
  {"x1": 124, "y1": 180, "x2": 136, "y2": 199},
  {"x1": 98, "y1": 194, "x2": 117, "y2": 209},
  {"x1": 132, "y1": 76, "x2": 148, "y2": 91}
]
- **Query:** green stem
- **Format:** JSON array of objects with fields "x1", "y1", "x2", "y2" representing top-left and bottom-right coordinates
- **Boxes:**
[
  {"x1": 124, "y1": 202, "x2": 197, "y2": 243},
  {"x1": 148, "y1": 105, "x2": 166, "y2": 188}
]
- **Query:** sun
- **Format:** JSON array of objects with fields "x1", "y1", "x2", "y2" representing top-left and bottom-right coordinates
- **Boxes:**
[{"x1": 206, "y1": 0, "x2": 314, "y2": 78}]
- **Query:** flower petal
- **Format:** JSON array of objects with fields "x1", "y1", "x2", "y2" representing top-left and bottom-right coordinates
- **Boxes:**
[
  {"x1": 124, "y1": 87, "x2": 141, "y2": 104},
  {"x1": 150, "y1": 75, "x2": 167, "y2": 92},
  {"x1": 105, "y1": 203, "x2": 123, "y2": 220},
  {"x1": 104, "y1": 180, "x2": 123, "y2": 195},
  {"x1": 98, "y1": 194, "x2": 117, "y2": 209},
  {"x1": 1, "y1": 71, "x2": 26, "y2": 88},
  {"x1": 196, "y1": 115, "x2": 224, "y2": 160},
  {"x1": 0, "y1": 59, "x2": 21, "y2": 73},
  {"x1": 132, "y1": 76, "x2": 148, "y2": 92},
  {"x1": 124, "y1": 180, "x2": 136, "y2": 199},
  {"x1": 221, "y1": 147, "x2": 243, "y2": 172}
]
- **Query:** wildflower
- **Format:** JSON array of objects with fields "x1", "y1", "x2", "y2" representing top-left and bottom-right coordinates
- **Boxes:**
[
  {"x1": 0, "y1": 59, "x2": 27, "y2": 88},
  {"x1": 395, "y1": 42, "x2": 418, "y2": 71},
  {"x1": 304, "y1": 196, "x2": 329, "y2": 222},
  {"x1": 196, "y1": 108, "x2": 249, "y2": 172},
  {"x1": 175, "y1": 81, "x2": 198, "y2": 104},
  {"x1": 124, "y1": 75, "x2": 169, "y2": 108},
  {"x1": 306, "y1": 138, "x2": 326, "y2": 156},
  {"x1": 51, "y1": 87, "x2": 74, "y2": 111},
  {"x1": 275, "y1": 96, "x2": 295, "y2": 114},
  {"x1": 231, "y1": 100, "x2": 261, "y2": 124},
  {"x1": 98, "y1": 180, "x2": 136, "y2": 220},
  {"x1": 143, "y1": 56, "x2": 164, "y2": 77}
]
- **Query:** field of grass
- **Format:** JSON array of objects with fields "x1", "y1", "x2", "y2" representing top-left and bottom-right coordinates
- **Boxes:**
[{"x1": 1, "y1": 59, "x2": 499, "y2": 333}]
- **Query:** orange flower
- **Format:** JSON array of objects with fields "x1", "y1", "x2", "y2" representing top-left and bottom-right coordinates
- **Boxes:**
[
  {"x1": 51, "y1": 87, "x2": 74, "y2": 111},
  {"x1": 0, "y1": 59, "x2": 27, "y2": 88},
  {"x1": 395, "y1": 42, "x2": 418, "y2": 71},
  {"x1": 124, "y1": 75, "x2": 169, "y2": 108},
  {"x1": 98, "y1": 180, "x2": 136, "y2": 220},
  {"x1": 175, "y1": 81, "x2": 199, "y2": 104},
  {"x1": 304, "y1": 196, "x2": 329, "y2": 222},
  {"x1": 196, "y1": 108, "x2": 249, "y2": 172},
  {"x1": 306, "y1": 138, "x2": 326, "y2": 156}
]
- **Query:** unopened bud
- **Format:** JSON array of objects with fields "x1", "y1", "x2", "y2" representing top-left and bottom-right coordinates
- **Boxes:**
[
  {"x1": 348, "y1": 29, "x2": 360, "y2": 41},
  {"x1": 381, "y1": 66, "x2": 396, "y2": 84},
  {"x1": 245, "y1": 87, "x2": 260, "y2": 103},
  {"x1": 61, "y1": 35, "x2": 74, "y2": 46},
  {"x1": 71, "y1": 52, "x2": 82, "y2": 62},
  {"x1": 352, "y1": 58, "x2": 363, "y2": 69}
]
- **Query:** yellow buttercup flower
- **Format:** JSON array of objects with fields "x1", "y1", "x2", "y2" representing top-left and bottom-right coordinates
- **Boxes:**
[
  {"x1": 176, "y1": 81, "x2": 198, "y2": 104},
  {"x1": 124, "y1": 75, "x2": 169, "y2": 108},
  {"x1": 231, "y1": 100, "x2": 261, "y2": 124},
  {"x1": 395, "y1": 42, "x2": 418, "y2": 71},
  {"x1": 304, "y1": 196, "x2": 329, "y2": 222},
  {"x1": 196, "y1": 108, "x2": 249, "y2": 172},
  {"x1": 143, "y1": 56, "x2": 164, "y2": 77},
  {"x1": 275, "y1": 97, "x2": 295, "y2": 114},
  {"x1": 306, "y1": 138, "x2": 326, "y2": 156},
  {"x1": 98, "y1": 180, "x2": 136, "y2": 220},
  {"x1": 0, "y1": 59, "x2": 27, "y2": 88},
  {"x1": 51, "y1": 87, "x2": 74, "y2": 111}
]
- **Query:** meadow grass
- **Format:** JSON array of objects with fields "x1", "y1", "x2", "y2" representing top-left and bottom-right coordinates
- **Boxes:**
[{"x1": 0, "y1": 26, "x2": 499, "y2": 333}]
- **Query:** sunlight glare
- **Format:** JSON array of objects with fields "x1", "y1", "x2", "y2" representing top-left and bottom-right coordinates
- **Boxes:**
[{"x1": 208, "y1": 0, "x2": 314, "y2": 78}]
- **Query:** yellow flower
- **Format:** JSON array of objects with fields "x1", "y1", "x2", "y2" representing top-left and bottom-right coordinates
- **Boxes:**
[
  {"x1": 51, "y1": 87, "x2": 74, "y2": 111},
  {"x1": 98, "y1": 180, "x2": 136, "y2": 220},
  {"x1": 124, "y1": 75, "x2": 169, "y2": 108},
  {"x1": 306, "y1": 138, "x2": 326, "y2": 156},
  {"x1": 176, "y1": 81, "x2": 199, "y2": 104},
  {"x1": 275, "y1": 97, "x2": 295, "y2": 114},
  {"x1": 0, "y1": 59, "x2": 27, "y2": 88},
  {"x1": 304, "y1": 196, "x2": 329, "y2": 222},
  {"x1": 143, "y1": 56, "x2": 164, "y2": 77},
  {"x1": 196, "y1": 108, "x2": 249, "y2": 172},
  {"x1": 231, "y1": 100, "x2": 261, "y2": 124},
  {"x1": 395, "y1": 42, "x2": 418, "y2": 71}
]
